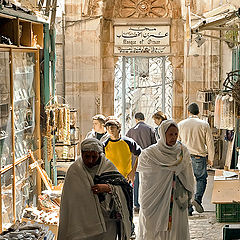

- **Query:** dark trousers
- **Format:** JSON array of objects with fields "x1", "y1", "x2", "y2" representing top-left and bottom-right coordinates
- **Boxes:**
[
  {"x1": 134, "y1": 172, "x2": 140, "y2": 208},
  {"x1": 189, "y1": 155, "x2": 208, "y2": 213}
]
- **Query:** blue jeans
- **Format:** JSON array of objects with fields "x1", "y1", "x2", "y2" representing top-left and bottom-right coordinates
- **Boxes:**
[
  {"x1": 191, "y1": 155, "x2": 208, "y2": 204},
  {"x1": 134, "y1": 172, "x2": 140, "y2": 208}
]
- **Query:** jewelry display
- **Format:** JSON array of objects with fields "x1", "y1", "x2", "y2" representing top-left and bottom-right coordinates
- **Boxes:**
[
  {"x1": 45, "y1": 101, "x2": 72, "y2": 161},
  {"x1": 0, "y1": 47, "x2": 40, "y2": 231}
]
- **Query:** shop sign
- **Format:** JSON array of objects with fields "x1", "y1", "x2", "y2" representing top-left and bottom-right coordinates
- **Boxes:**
[{"x1": 114, "y1": 25, "x2": 171, "y2": 55}]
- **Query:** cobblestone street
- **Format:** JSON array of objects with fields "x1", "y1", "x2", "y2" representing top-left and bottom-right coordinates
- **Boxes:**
[
  {"x1": 133, "y1": 211, "x2": 227, "y2": 240},
  {"x1": 189, "y1": 212, "x2": 226, "y2": 240}
]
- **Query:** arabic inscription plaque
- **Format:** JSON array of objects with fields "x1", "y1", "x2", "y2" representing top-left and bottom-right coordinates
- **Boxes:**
[{"x1": 114, "y1": 25, "x2": 170, "y2": 55}]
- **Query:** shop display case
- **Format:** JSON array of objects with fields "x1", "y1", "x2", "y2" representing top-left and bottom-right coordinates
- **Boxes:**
[{"x1": 0, "y1": 48, "x2": 41, "y2": 231}]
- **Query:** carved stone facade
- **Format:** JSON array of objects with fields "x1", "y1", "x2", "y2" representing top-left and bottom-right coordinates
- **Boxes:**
[
  {"x1": 56, "y1": 0, "x2": 239, "y2": 139},
  {"x1": 99, "y1": 0, "x2": 185, "y2": 122},
  {"x1": 113, "y1": 0, "x2": 173, "y2": 18},
  {"x1": 55, "y1": 0, "x2": 185, "y2": 139}
]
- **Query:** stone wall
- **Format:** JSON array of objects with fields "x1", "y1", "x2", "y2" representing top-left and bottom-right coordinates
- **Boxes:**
[
  {"x1": 55, "y1": 0, "x2": 187, "y2": 139},
  {"x1": 55, "y1": 0, "x2": 238, "y2": 139}
]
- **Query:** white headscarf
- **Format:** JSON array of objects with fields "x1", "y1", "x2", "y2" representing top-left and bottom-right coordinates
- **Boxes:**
[
  {"x1": 138, "y1": 120, "x2": 187, "y2": 174},
  {"x1": 81, "y1": 138, "x2": 103, "y2": 153}
]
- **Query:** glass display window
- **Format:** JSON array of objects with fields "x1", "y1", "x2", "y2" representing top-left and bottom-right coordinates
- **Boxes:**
[
  {"x1": 0, "y1": 51, "x2": 12, "y2": 170},
  {"x1": 0, "y1": 47, "x2": 41, "y2": 232}
]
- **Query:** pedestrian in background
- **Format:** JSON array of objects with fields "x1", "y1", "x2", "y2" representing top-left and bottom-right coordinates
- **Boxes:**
[
  {"x1": 126, "y1": 112, "x2": 156, "y2": 213},
  {"x1": 86, "y1": 114, "x2": 109, "y2": 142},
  {"x1": 137, "y1": 120, "x2": 194, "y2": 240},
  {"x1": 178, "y1": 102, "x2": 214, "y2": 216},
  {"x1": 152, "y1": 111, "x2": 167, "y2": 140}
]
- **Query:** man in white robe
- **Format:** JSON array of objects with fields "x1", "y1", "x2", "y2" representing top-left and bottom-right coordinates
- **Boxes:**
[
  {"x1": 137, "y1": 120, "x2": 195, "y2": 240},
  {"x1": 57, "y1": 138, "x2": 132, "y2": 240}
]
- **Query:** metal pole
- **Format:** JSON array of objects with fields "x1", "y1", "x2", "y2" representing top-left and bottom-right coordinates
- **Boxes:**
[
  {"x1": 43, "y1": 23, "x2": 51, "y2": 177},
  {"x1": 50, "y1": 28, "x2": 57, "y2": 186},
  {"x1": 122, "y1": 57, "x2": 126, "y2": 135},
  {"x1": 62, "y1": 12, "x2": 66, "y2": 103},
  {"x1": 162, "y1": 56, "x2": 166, "y2": 112}
]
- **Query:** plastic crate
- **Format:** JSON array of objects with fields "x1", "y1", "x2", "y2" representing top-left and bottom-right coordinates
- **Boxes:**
[
  {"x1": 216, "y1": 204, "x2": 240, "y2": 222},
  {"x1": 223, "y1": 224, "x2": 240, "y2": 240}
]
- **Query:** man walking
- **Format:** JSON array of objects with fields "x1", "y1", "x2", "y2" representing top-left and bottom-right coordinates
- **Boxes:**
[
  {"x1": 152, "y1": 111, "x2": 167, "y2": 140},
  {"x1": 103, "y1": 118, "x2": 141, "y2": 183},
  {"x1": 178, "y1": 102, "x2": 214, "y2": 215},
  {"x1": 126, "y1": 112, "x2": 156, "y2": 213},
  {"x1": 85, "y1": 114, "x2": 109, "y2": 142},
  {"x1": 103, "y1": 118, "x2": 141, "y2": 239}
]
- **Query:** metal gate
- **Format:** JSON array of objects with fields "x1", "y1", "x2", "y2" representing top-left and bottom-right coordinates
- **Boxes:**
[{"x1": 114, "y1": 56, "x2": 173, "y2": 134}]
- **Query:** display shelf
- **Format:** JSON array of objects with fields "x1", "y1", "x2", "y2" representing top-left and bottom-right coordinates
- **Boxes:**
[
  {"x1": 55, "y1": 141, "x2": 79, "y2": 146},
  {"x1": 0, "y1": 17, "x2": 18, "y2": 46},
  {"x1": 15, "y1": 125, "x2": 33, "y2": 134},
  {"x1": 14, "y1": 96, "x2": 35, "y2": 104},
  {"x1": 0, "y1": 44, "x2": 41, "y2": 232},
  {"x1": 56, "y1": 158, "x2": 75, "y2": 162},
  {"x1": 0, "y1": 102, "x2": 9, "y2": 106},
  {"x1": 0, "y1": 135, "x2": 8, "y2": 141}
]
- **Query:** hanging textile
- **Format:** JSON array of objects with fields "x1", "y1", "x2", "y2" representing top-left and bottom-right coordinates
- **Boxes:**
[{"x1": 214, "y1": 94, "x2": 234, "y2": 130}]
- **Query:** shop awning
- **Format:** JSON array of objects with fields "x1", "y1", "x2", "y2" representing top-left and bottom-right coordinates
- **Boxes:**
[
  {"x1": 191, "y1": 4, "x2": 239, "y2": 31},
  {"x1": 189, "y1": 4, "x2": 240, "y2": 45}
]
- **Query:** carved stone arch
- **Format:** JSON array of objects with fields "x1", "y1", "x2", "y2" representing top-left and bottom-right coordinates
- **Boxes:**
[
  {"x1": 84, "y1": 0, "x2": 182, "y2": 19},
  {"x1": 98, "y1": 0, "x2": 185, "y2": 122}
]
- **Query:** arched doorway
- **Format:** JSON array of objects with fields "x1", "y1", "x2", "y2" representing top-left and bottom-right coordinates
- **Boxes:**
[{"x1": 114, "y1": 56, "x2": 173, "y2": 134}]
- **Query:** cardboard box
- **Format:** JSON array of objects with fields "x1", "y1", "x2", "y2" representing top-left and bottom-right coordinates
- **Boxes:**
[{"x1": 212, "y1": 170, "x2": 240, "y2": 204}]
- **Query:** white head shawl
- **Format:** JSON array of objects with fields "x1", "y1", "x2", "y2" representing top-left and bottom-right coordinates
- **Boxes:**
[
  {"x1": 81, "y1": 138, "x2": 103, "y2": 153},
  {"x1": 138, "y1": 119, "x2": 188, "y2": 173}
]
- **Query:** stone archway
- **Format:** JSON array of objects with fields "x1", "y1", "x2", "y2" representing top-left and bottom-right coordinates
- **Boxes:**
[{"x1": 99, "y1": 0, "x2": 185, "y2": 122}]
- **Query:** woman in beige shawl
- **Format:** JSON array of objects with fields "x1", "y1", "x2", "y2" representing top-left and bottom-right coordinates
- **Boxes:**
[
  {"x1": 137, "y1": 120, "x2": 194, "y2": 240},
  {"x1": 58, "y1": 138, "x2": 132, "y2": 240}
]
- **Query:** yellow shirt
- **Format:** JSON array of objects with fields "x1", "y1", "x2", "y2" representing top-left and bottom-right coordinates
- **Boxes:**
[{"x1": 103, "y1": 137, "x2": 141, "y2": 178}]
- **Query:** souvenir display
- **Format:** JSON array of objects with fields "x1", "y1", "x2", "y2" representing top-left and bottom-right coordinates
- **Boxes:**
[
  {"x1": 45, "y1": 103, "x2": 74, "y2": 161},
  {"x1": 214, "y1": 93, "x2": 234, "y2": 130},
  {"x1": 0, "y1": 48, "x2": 41, "y2": 232},
  {"x1": 0, "y1": 220, "x2": 55, "y2": 239},
  {"x1": 0, "y1": 52, "x2": 12, "y2": 170}
]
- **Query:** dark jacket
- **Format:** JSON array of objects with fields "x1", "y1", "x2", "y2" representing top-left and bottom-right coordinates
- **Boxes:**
[{"x1": 126, "y1": 121, "x2": 156, "y2": 150}]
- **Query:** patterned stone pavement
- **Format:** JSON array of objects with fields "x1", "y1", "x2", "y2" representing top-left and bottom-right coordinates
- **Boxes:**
[
  {"x1": 133, "y1": 211, "x2": 227, "y2": 240},
  {"x1": 189, "y1": 212, "x2": 226, "y2": 240}
]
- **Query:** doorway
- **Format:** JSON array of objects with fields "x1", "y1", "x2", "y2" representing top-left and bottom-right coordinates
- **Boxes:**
[{"x1": 114, "y1": 56, "x2": 173, "y2": 134}]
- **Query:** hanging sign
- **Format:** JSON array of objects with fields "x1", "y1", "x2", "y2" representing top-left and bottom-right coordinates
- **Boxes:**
[{"x1": 114, "y1": 25, "x2": 171, "y2": 55}]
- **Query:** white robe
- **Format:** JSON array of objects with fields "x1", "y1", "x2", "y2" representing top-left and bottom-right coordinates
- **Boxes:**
[
  {"x1": 137, "y1": 120, "x2": 195, "y2": 240},
  {"x1": 57, "y1": 155, "x2": 131, "y2": 240}
]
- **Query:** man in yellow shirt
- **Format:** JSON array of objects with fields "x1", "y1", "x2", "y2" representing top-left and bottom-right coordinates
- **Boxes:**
[
  {"x1": 103, "y1": 119, "x2": 142, "y2": 184},
  {"x1": 103, "y1": 118, "x2": 141, "y2": 239}
]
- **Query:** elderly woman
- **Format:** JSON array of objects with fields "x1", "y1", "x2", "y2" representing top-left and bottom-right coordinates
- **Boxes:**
[
  {"x1": 137, "y1": 120, "x2": 194, "y2": 240},
  {"x1": 57, "y1": 138, "x2": 132, "y2": 240}
]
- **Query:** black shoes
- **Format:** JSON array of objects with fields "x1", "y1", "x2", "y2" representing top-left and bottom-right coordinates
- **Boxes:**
[
  {"x1": 192, "y1": 199, "x2": 204, "y2": 213},
  {"x1": 134, "y1": 207, "x2": 140, "y2": 214},
  {"x1": 130, "y1": 232, "x2": 136, "y2": 239}
]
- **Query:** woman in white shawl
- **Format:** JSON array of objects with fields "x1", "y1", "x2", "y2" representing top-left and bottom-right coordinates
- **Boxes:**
[
  {"x1": 57, "y1": 138, "x2": 132, "y2": 240},
  {"x1": 137, "y1": 120, "x2": 194, "y2": 240}
]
